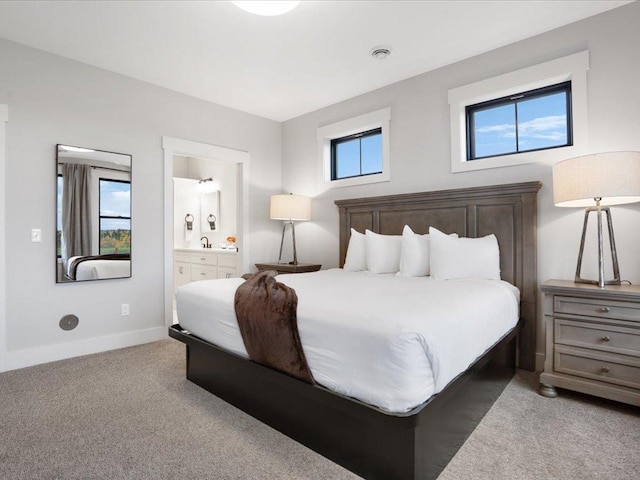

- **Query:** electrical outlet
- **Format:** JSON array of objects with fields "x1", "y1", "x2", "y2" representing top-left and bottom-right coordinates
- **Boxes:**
[
  {"x1": 121, "y1": 304, "x2": 130, "y2": 316},
  {"x1": 31, "y1": 229, "x2": 42, "y2": 243}
]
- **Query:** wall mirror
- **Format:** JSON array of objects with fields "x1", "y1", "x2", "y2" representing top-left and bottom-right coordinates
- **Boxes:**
[
  {"x1": 56, "y1": 144, "x2": 132, "y2": 282},
  {"x1": 200, "y1": 190, "x2": 220, "y2": 233}
]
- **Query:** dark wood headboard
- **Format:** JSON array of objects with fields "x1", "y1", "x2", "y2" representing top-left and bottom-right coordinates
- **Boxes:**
[{"x1": 335, "y1": 181, "x2": 541, "y2": 371}]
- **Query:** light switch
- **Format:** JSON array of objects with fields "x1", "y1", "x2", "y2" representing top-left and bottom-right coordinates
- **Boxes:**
[{"x1": 31, "y1": 229, "x2": 42, "y2": 243}]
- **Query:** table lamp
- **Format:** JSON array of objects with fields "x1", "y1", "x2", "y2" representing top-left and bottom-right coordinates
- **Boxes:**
[
  {"x1": 553, "y1": 151, "x2": 640, "y2": 288},
  {"x1": 270, "y1": 193, "x2": 311, "y2": 265}
]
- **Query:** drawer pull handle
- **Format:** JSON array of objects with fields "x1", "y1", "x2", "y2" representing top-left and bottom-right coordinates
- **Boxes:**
[
  {"x1": 200, "y1": 257, "x2": 206, "y2": 261},
  {"x1": 597, "y1": 307, "x2": 610, "y2": 313},
  {"x1": 601, "y1": 366, "x2": 610, "y2": 373},
  {"x1": 601, "y1": 336, "x2": 611, "y2": 342},
  {"x1": 200, "y1": 272, "x2": 206, "y2": 276}
]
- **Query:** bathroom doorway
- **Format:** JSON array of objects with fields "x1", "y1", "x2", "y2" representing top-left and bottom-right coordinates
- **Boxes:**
[{"x1": 162, "y1": 136, "x2": 249, "y2": 327}]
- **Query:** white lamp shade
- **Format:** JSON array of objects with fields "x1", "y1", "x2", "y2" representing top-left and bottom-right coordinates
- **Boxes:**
[
  {"x1": 270, "y1": 194, "x2": 311, "y2": 221},
  {"x1": 553, "y1": 151, "x2": 640, "y2": 207}
]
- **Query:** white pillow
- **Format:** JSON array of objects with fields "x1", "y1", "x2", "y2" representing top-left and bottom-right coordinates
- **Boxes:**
[
  {"x1": 399, "y1": 226, "x2": 459, "y2": 277},
  {"x1": 429, "y1": 227, "x2": 501, "y2": 280},
  {"x1": 365, "y1": 230, "x2": 402, "y2": 274},
  {"x1": 398, "y1": 225, "x2": 431, "y2": 277},
  {"x1": 343, "y1": 228, "x2": 368, "y2": 271}
]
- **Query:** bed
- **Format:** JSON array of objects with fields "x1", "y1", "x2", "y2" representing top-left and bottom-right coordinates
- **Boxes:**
[
  {"x1": 169, "y1": 181, "x2": 541, "y2": 480},
  {"x1": 66, "y1": 254, "x2": 131, "y2": 281}
]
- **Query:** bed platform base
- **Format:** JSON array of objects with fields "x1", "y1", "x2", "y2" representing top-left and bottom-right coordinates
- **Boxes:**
[{"x1": 169, "y1": 321, "x2": 519, "y2": 480}]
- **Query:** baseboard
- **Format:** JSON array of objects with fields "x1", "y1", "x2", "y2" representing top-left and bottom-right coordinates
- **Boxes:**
[{"x1": 1, "y1": 326, "x2": 167, "y2": 373}]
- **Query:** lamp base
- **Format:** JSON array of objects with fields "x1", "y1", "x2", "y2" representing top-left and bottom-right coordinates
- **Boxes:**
[
  {"x1": 277, "y1": 221, "x2": 300, "y2": 266},
  {"x1": 575, "y1": 204, "x2": 621, "y2": 289}
]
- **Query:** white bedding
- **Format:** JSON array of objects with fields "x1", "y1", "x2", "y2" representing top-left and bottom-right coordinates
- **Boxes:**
[
  {"x1": 176, "y1": 268, "x2": 519, "y2": 413},
  {"x1": 67, "y1": 256, "x2": 131, "y2": 280}
]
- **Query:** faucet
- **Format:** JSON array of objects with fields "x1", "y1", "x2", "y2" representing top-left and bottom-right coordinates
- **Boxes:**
[{"x1": 200, "y1": 236, "x2": 211, "y2": 248}]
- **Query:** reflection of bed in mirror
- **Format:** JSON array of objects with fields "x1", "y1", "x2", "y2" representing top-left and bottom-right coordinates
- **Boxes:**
[
  {"x1": 56, "y1": 144, "x2": 132, "y2": 283},
  {"x1": 66, "y1": 254, "x2": 131, "y2": 281}
]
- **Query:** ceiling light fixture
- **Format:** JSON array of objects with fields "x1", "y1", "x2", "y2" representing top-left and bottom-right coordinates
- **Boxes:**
[
  {"x1": 197, "y1": 177, "x2": 216, "y2": 192},
  {"x1": 232, "y1": 1, "x2": 301, "y2": 16},
  {"x1": 370, "y1": 46, "x2": 392, "y2": 60}
]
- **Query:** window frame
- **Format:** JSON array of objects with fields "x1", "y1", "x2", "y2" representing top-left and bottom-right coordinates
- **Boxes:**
[
  {"x1": 330, "y1": 127, "x2": 383, "y2": 180},
  {"x1": 317, "y1": 107, "x2": 391, "y2": 190},
  {"x1": 466, "y1": 81, "x2": 573, "y2": 161},
  {"x1": 98, "y1": 177, "x2": 131, "y2": 255},
  {"x1": 448, "y1": 51, "x2": 589, "y2": 173}
]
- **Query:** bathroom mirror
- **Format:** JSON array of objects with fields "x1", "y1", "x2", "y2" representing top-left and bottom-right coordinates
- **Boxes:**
[
  {"x1": 200, "y1": 190, "x2": 220, "y2": 233},
  {"x1": 56, "y1": 144, "x2": 132, "y2": 282}
]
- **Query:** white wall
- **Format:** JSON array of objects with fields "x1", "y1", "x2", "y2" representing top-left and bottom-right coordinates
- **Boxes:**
[
  {"x1": 281, "y1": 3, "x2": 640, "y2": 369},
  {"x1": 0, "y1": 103, "x2": 8, "y2": 372},
  {"x1": 0, "y1": 38, "x2": 282, "y2": 370}
]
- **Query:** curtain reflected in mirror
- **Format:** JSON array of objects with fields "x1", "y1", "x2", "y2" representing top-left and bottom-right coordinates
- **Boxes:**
[{"x1": 56, "y1": 144, "x2": 132, "y2": 282}]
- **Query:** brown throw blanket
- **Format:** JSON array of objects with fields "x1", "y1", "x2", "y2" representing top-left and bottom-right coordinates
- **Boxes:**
[{"x1": 234, "y1": 270, "x2": 314, "y2": 384}]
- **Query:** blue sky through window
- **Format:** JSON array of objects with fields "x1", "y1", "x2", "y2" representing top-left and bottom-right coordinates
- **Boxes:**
[
  {"x1": 517, "y1": 92, "x2": 567, "y2": 151},
  {"x1": 361, "y1": 134, "x2": 382, "y2": 175},
  {"x1": 474, "y1": 104, "x2": 516, "y2": 158},
  {"x1": 333, "y1": 131, "x2": 382, "y2": 179},
  {"x1": 472, "y1": 89, "x2": 568, "y2": 159},
  {"x1": 336, "y1": 139, "x2": 360, "y2": 178},
  {"x1": 100, "y1": 180, "x2": 131, "y2": 230}
]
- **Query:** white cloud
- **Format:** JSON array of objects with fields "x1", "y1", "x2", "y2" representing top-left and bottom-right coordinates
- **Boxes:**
[
  {"x1": 477, "y1": 115, "x2": 566, "y2": 141},
  {"x1": 476, "y1": 123, "x2": 515, "y2": 134},
  {"x1": 519, "y1": 115, "x2": 566, "y2": 139}
]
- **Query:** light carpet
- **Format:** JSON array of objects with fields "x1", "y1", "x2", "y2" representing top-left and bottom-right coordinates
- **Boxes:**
[{"x1": 0, "y1": 340, "x2": 638, "y2": 479}]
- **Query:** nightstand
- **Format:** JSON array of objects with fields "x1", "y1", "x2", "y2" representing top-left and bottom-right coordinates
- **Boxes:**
[
  {"x1": 255, "y1": 262, "x2": 321, "y2": 274},
  {"x1": 539, "y1": 280, "x2": 640, "y2": 406}
]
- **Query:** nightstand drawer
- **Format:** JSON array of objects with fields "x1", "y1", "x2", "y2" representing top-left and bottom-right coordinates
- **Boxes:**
[
  {"x1": 555, "y1": 347, "x2": 640, "y2": 390},
  {"x1": 555, "y1": 296, "x2": 640, "y2": 322},
  {"x1": 555, "y1": 319, "x2": 640, "y2": 357}
]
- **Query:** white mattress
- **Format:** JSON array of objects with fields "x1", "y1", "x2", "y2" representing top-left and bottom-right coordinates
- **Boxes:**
[
  {"x1": 67, "y1": 257, "x2": 131, "y2": 280},
  {"x1": 176, "y1": 269, "x2": 519, "y2": 413}
]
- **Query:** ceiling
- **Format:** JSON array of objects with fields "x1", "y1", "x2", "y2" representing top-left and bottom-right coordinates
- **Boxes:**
[{"x1": 0, "y1": 1, "x2": 631, "y2": 122}]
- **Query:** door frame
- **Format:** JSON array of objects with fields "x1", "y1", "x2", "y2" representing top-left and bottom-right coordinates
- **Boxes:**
[
  {"x1": 0, "y1": 104, "x2": 8, "y2": 371},
  {"x1": 162, "y1": 136, "x2": 249, "y2": 328}
]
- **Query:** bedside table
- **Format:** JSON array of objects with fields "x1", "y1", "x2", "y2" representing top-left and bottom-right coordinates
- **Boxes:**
[
  {"x1": 539, "y1": 280, "x2": 640, "y2": 406},
  {"x1": 255, "y1": 262, "x2": 321, "y2": 274}
]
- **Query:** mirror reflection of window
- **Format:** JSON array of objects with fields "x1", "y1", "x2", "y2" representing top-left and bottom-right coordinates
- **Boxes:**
[{"x1": 99, "y1": 179, "x2": 131, "y2": 255}]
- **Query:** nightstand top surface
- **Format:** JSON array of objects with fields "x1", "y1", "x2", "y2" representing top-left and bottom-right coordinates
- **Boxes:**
[
  {"x1": 255, "y1": 262, "x2": 321, "y2": 274},
  {"x1": 541, "y1": 279, "x2": 640, "y2": 299}
]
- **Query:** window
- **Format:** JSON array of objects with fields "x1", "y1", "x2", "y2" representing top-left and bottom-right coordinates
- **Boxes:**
[
  {"x1": 331, "y1": 127, "x2": 382, "y2": 180},
  {"x1": 99, "y1": 179, "x2": 131, "y2": 254},
  {"x1": 448, "y1": 51, "x2": 589, "y2": 173},
  {"x1": 466, "y1": 82, "x2": 572, "y2": 160},
  {"x1": 318, "y1": 107, "x2": 391, "y2": 189}
]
